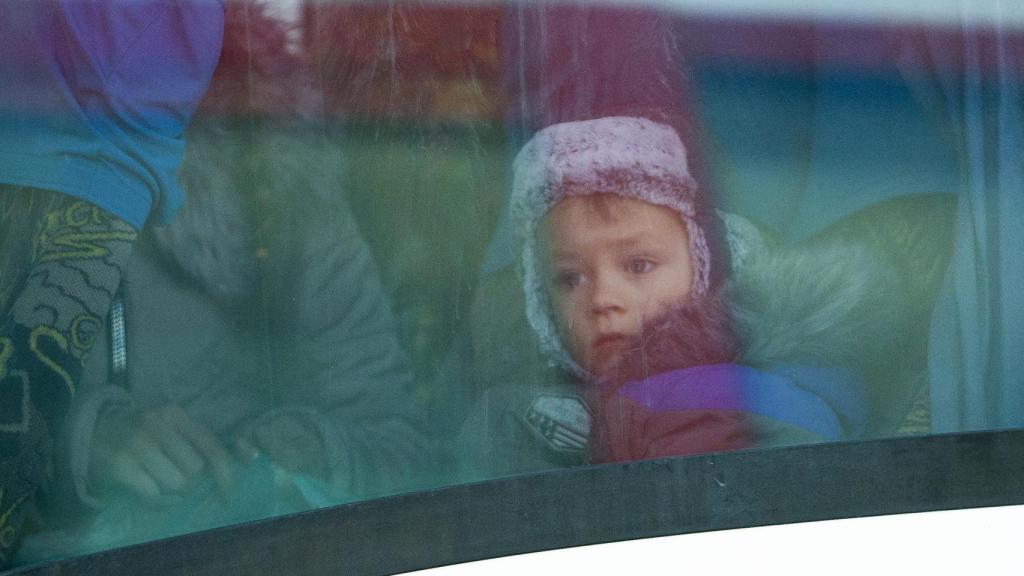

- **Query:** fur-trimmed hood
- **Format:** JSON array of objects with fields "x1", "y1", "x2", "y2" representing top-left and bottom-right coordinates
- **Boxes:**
[
  {"x1": 145, "y1": 4, "x2": 340, "y2": 309},
  {"x1": 511, "y1": 117, "x2": 719, "y2": 376}
]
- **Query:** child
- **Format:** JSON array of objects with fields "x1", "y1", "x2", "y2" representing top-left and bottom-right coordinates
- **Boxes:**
[
  {"x1": 510, "y1": 116, "x2": 750, "y2": 463},
  {"x1": 508, "y1": 116, "x2": 877, "y2": 465}
]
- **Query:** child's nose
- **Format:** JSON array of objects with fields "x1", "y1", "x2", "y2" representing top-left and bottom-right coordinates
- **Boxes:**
[{"x1": 589, "y1": 274, "x2": 628, "y2": 315}]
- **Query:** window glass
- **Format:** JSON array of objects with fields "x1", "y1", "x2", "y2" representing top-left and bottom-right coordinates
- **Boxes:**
[{"x1": 1, "y1": 0, "x2": 1021, "y2": 568}]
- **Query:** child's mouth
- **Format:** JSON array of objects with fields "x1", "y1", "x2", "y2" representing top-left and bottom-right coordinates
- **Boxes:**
[{"x1": 592, "y1": 333, "x2": 628, "y2": 352}]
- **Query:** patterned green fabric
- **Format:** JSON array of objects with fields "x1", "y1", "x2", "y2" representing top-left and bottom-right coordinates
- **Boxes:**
[{"x1": 0, "y1": 187, "x2": 136, "y2": 567}]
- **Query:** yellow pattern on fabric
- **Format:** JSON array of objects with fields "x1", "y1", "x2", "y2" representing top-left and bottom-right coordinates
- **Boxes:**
[
  {"x1": 29, "y1": 326, "x2": 74, "y2": 396},
  {"x1": 63, "y1": 201, "x2": 105, "y2": 228},
  {"x1": 38, "y1": 231, "x2": 137, "y2": 263},
  {"x1": 33, "y1": 201, "x2": 135, "y2": 262},
  {"x1": 0, "y1": 487, "x2": 28, "y2": 557},
  {"x1": 69, "y1": 314, "x2": 101, "y2": 354}
]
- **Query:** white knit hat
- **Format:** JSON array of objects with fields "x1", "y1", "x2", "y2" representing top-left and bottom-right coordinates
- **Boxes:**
[{"x1": 510, "y1": 116, "x2": 711, "y2": 375}]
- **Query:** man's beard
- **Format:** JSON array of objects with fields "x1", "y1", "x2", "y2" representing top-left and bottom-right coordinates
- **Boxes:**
[{"x1": 596, "y1": 288, "x2": 738, "y2": 390}]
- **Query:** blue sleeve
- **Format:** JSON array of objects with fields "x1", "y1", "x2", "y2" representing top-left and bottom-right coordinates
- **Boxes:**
[{"x1": 0, "y1": 0, "x2": 225, "y2": 229}]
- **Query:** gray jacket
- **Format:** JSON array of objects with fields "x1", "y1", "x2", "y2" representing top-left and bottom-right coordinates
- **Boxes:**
[{"x1": 60, "y1": 123, "x2": 433, "y2": 512}]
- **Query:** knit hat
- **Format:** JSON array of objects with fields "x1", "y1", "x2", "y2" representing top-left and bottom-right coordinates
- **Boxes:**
[{"x1": 510, "y1": 116, "x2": 711, "y2": 375}]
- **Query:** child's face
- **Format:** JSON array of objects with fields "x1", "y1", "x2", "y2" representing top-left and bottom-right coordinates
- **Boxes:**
[{"x1": 539, "y1": 195, "x2": 694, "y2": 378}]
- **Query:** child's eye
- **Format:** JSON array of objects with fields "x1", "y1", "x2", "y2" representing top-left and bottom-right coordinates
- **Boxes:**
[
  {"x1": 627, "y1": 258, "x2": 656, "y2": 274},
  {"x1": 555, "y1": 270, "x2": 584, "y2": 290}
]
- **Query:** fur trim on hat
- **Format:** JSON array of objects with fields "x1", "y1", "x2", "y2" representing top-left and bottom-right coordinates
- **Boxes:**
[{"x1": 510, "y1": 116, "x2": 710, "y2": 375}]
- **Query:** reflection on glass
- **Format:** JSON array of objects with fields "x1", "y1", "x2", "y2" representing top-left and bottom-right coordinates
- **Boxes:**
[{"x1": 0, "y1": 0, "x2": 1020, "y2": 569}]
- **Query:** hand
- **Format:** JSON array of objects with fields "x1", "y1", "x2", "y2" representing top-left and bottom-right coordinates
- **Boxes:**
[
  {"x1": 95, "y1": 403, "x2": 236, "y2": 504},
  {"x1": 235, "y1": 411, "x2": 328, "y2": 479}
]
